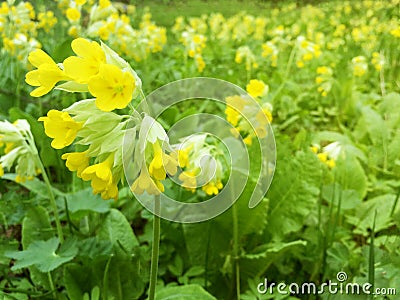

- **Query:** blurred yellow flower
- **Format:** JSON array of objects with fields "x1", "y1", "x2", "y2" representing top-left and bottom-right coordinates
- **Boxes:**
[
  {"x1": 246, "y1": 79, "x2": 268, "y2": 98},
  {"x1": 66, "y1": 7, "x2": 81, "y2": 21}
]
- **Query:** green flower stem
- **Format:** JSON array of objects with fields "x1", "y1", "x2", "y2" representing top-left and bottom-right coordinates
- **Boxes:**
[
  {"x1": 48, "y1": 271, "x2": 57, "y2": 300},
  {"x1": 36, "y1": 157, "x2": 64, "y2": 244},
  {"x1": 232, "y1": 203, "x2": 240, "y2": 300},
  {"x1": 148, "y1": 195, "x2": 161, "y2": 300},
  {"x1": 270, "y1": 44, "x2": 297, "y2": 104}
]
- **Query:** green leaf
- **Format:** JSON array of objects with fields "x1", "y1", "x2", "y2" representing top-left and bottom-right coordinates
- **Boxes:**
[
  {"x1": 348, "y1": 194, "x2": 398, "y2": 235},
  {"x1": 321, "y1": 183, "x2": 362, "y2": 210},
  {"x1": 97, "y1": 209, "x2": 139, "y2": 254},
  {"x1": 6, "y1": 237, "x2": 77, "y2": 272},
  {"x1": 77, "y1": 237, "x2": 113, "y2": 260},
  {"x1": 2, "y1": 174, "x2": 64, "y2": 199},
  {"x1": 66, "y1": 188, "x2": 112, "y2": 214},
  {"x1": 333, "y1": 155, "x2": 367, "y2": 199},
  {"x1": 21, "y1": 206, "x2": 54, "y2": 288},
  {"x1": 267, "y1": 149, "x2": 321, "y2": 240},
  {"x1": 64, "y1": 263, "x2": 95, "y2": 300},
  {"x1": 240, "y1": 240, "x2": 307, "y2": 280},
  {"x1": 51, "y1": 38, "x2": 74, "y2": 62},
  {"x1": 155, "y1": 284, "x2": 216, "y2": 300}
]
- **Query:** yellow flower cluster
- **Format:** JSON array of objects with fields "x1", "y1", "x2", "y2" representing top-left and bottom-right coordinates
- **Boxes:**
[
  {"x1": 130, "y1": 116, "x2": 179, "y2": 196},
  {"x1": 176, "y1": 21, "x2": 207, "y2": 72},
  {"x1": 0, "y1": 1, "x2": 43, "y2": 62},
  {"x1": 235, "y1": 46, "x2": 258, "y2": 72},
  {"x1": 0, "y1": 119, "x2": 41, "y2": 183},
  {"x1": 23, "y1": 38, "x2": 144, "y2": 200},
  {"x1": 261, "y1": 41, "x2": 279, "y2": 67},
  {"x1": 311, "y1": 142, "x2": 341, "y2": 169},
  {"x1": 296, "y1": 36, "x2": 322, "y2": 68},
  {"x1": 174, "y1": 134, "x2": 224, "y2": 196},
  {"x1": 351, "y1": 56, "x2": 368, "y2": 77},
  {"x1": 315, "y1": 66, "x2": 333, "y2": 97},
  {"x1": 371, "y1": 52, "x2": 385, "y2": 71},
  {"x1": 26, "y1": 38, "x2": 141, "y2": 112},
  {"x1": 65, "y1": 1, "x2": 166, "y2": 62},
  {"x1": 27, "y1": 38, "x2": 183, "y2": 200},
  {"x1": 225, "y1": 79, "x2": 273, "y2": 146},
  {"x1": 37, "y1": 11, "x2": 58, "y2": 33}
]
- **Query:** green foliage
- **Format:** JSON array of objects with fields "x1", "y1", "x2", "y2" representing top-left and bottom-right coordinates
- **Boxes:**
[
  {"x1": 155, "y1": 284, "x2": 216, "y2": 300},
  {"x1": 266, "y1": 148, "x2": 321, "y2": 240},
  {"x1": 6, "y1": 237, "x2": 77, "y2": 272}
]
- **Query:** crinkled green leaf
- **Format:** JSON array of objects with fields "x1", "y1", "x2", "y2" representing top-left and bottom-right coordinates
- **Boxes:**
[
  {"x1": 2, "y1": 174, "x2": 64, "y2": 199},
  {"x1": 66, "y1": 188, "x2": 111, "y2": 214},
  {"x1": 155, "y1": 284, "x2": 216, "y2": 300},
  {"x1": 6, "y1": 237, "x2": 78, "y2": 272}
]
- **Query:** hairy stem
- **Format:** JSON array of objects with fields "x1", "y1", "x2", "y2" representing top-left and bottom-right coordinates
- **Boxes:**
[
  {"x1": 36, "y1": 157, "x2": 64, "y2": 244},
  {"x1": 148, "y1": 195, "x2": 161, "y2": 300},
  {"x1": 232, "y1": 203, "x2": 240, "y2": 300}
]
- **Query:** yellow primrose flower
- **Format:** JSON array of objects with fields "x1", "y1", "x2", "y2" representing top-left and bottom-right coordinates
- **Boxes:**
[
  {"x1": 296, "y1": 60, "x2": 305, "y2": 68},
  {"x1": 99, "y1": 0, "x2": 111, "y2": 8},
  {"x1": 317, "y1": 66, "x2": 330, "y2": 75},
  {"x1": 177, "y1": 146, "x2": 191, "y2": 168},
  {"x1": 61, "y1": 151, "x2": 89, "y2": 177},
  {"x1": 38, "y1": 110, "x2": 82, "y2": 149},
  {"x1": 202, "y1": 180, "x2": 223, "y2": 196},
  {"x1": 68, "y1": 26, "x2": 79, "y2": 38},
  {"x1": 310, "y1": 145, "x2": 319, "y2": 154},
  {"x1": 25, "y1": 49, "x2": 71, "y2": 97},
  {"x1": 66, "y1": 7, "x2": 81, "y2": 21},
  {"x1": 81, "y1": 155, "x2": 118, "y2": 200},
  {"x1": 4, "y1": 142, "x2": 15, "y2": 154},
  {"x1": 131, "y1": 165, "x2": 164, "y2": 195},
  {"x1": 246, "y1": 79, "x2": 268, "y2": 98},
  {"x1": 148, "y1": 142, "x2": 178, "y2": 181},
  {"x1": 88, "y1": 63, "x2": 135, "y2": 112},
  {"x1": 326, "y1": 159, "x2": 336, "y2": 169},
  {"x1": 390, "y1": 27, "x2": 400, "y2": 38},
  {"x1": 243, "y1": 135, "x2": 253, "y2": 146},
  {"x1": 0, "y1": 163, "x2": 4, "y2": 177},
  {"x1": 81, "y1": 155, "x2": 113, "y2": 183},
  {"x1": 225, "y1": 106, "x2": 240, "y2": 127},
  {"x1": 317, "y1": 152, "x2": 328, "y2": 162},
  {"x1": 178, "y1": 170, "x2": 197, "y2": 191},
  {"x1": 63, "y1": 38, "x2": 106, "y2": 84}
]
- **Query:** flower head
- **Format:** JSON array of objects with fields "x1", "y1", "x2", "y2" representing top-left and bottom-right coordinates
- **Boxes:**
[
  {"x1": 25, "y1": 49, "x2": 70, "y2": 97},
  {"x1": 61, "y1": 151, "x2": 89, "y2": 177},
  {"x1": 0, "y1": 120, "x2": 41, "y2": 181},
  {"x1": 38, "y1": 110, "x2": 82, "y2": 149},
  {"x1": 131, "y1": 165, "x2": 164, "y2": 195},
  {"x1": 88, "y1": 63, "x2": 135, "y2": 111},
  {"x1": 81, "y1": 154, "x2": 118, "y2": 200},
  {"x1": 246, "y1": 79, "x2": 268, "y2": 98},
  {"x1": 63, "y1": 38, "x2": 106, "y2": 84}
]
